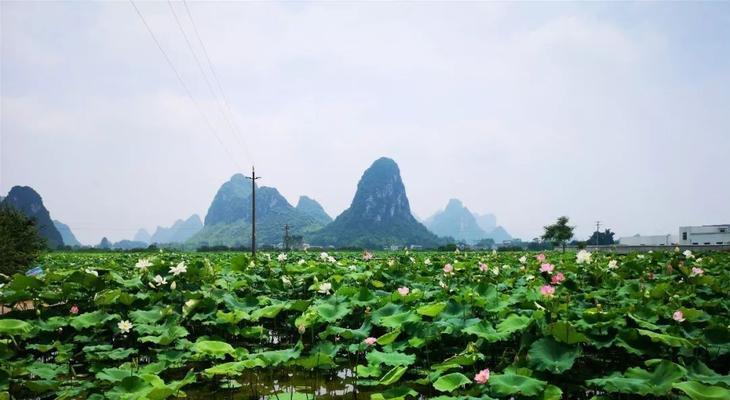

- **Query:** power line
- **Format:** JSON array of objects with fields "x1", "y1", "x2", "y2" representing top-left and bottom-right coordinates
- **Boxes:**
[
  {"x1": 181, "y1": 0, "x2": 254, "y2": 164},
  {"x1": 128, "y1": 0, "x2": 241, "y2": 171},
  {"x1": 166, "y1": 0, "x2": 251, "y2": 166}
]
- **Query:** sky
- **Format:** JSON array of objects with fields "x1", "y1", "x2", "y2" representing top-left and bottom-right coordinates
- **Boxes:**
[{"x1": 2, "y1": 1, "x2": 729, "y2": 245}]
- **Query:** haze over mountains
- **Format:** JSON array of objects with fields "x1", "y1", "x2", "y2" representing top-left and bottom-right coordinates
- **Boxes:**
[
  {"x1": 424, "y1": 199, "x2": 512, "y2": 245},
  {"x1": 2, "y1": 157, "x2": 515, "y2": 249}
]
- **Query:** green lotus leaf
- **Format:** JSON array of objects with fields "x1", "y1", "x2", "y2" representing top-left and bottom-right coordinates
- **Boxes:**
[
  {"x1": 527, "y1": 337, "x2": 580, "y2": 373},
  {"x1": 129, "y1": 307, "x2": 167, "y2": 325},
  {"x1": 637, "y1": 329, "x2": 693, "y2": 348},
  {"x1": 251, "y1": 303, "x2": 286, "y2": 320},
  {"x1": 489, "y1": 372, "x2": 547, "y2": 396},
  {"x1": 379, "y1": 366, "x2": 408, "y2": 385},
  {"x1": 294, "y1": 352, "x2": 335, "y2": 369},
  {"x1": 366, "y1": 350, "x2": 416, "y2": 367},
  {"x1": 549, "y1": 321, "x2": 588, "y2": 344},
  {"x1": 687, "y1": 361, "x2": 730, "y2": 386},
  {"x1": 0, "y1": 319, "x2": 33, "y2": 337},
  {"x1": 316, "y1": 298, "x2": 351, "y2": 323},
  {"x1": 673, "y1": 381, "x2": 730, "y2": 400},
  {"x1": 69, "y1": 311, "x2": 118, "y2": 330},
  {"x1": 191, "y1": 339, "x2": 235, "y2": 358},
  {"x1": 543, "y1": 384, "x2": 563, "y2": 400},
  {"x1": 357, "y1": 363, "x2": 382, "y2": 378},
  {"x1": 203, "y1": 359, "x2": 266, "y2": 376},
  {"x1": 433, "y1": 372, "x2": 471, "y2": 392},
  {"x1": 254, "y1": 345, "x2": 302, "y2": 366},
  {"x1": 417, "y1": 302, "x2": 447, "y2": 317},
  {"x1": 587, "y1": 360, "x2": 686, "y2": 396},
  {"x1": 138, "y1": 323, "x2": 188, "y2": 345},
  {"x1": 371, "y1": 386, "x2": 418, "y2": 400},
  {"x1": 372, "y1": 303, "x2": 421, "y2": 328},
  {"x1": 377, "y1": 329, "x2": 401, "y2": 345}
]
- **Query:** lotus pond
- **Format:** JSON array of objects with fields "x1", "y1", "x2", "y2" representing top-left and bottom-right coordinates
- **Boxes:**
[{"x1": 1, "y1": 249, "x2": 729, "y2": 399}]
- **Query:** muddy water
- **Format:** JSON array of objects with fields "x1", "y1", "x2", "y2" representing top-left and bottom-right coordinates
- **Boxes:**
[{"x1": 185, "y1": 366, "x2": 419, "y2": 399}]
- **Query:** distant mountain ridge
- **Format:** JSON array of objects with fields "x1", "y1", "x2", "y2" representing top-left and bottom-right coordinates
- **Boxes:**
[
  {"x1": 53, "y1": 220, "x2": 82, "y2": 246},
  {"x1": 2, "y1": 186, "x2": 64, "y2": 248},
  {"x1": 424, "y1": 199, "x2": 486, "y2": 244},
  {"x1": 296, "y1": 196, "x2": 332, "y2": 225},
  {"x1": 188, "y1": 176, "x2": 326, "y2": 247},
  {"x1": 149, "y1": 215, "x2": 202, "y2": 244},
  {"x1": 424, "y1": 199, "x2": 512, "y2": 245},
  {"x1": 308, "y1": 157, "x2": 442, "y2": 248}
]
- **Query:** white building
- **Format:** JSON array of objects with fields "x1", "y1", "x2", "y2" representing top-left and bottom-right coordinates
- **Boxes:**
[
  {"x1": 679, "y1": 225, "x2": 730, "y2": 245},
  {"x1": 619, "y1": 234, "x2": 676, "y2": 246}
]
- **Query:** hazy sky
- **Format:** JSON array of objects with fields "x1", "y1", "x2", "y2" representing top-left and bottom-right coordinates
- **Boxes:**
[{"x1": 2, "y1": 1, "x2": 729, "y2": 245}]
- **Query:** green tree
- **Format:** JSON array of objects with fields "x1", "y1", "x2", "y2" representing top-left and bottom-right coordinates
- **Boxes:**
[
  {"x1": 0, "y1": 205, "x2": 46, "y2": 277},
  {"x1": 586, "y1": 229, "x2": 615, "y2": 245},
  {"x1": 542, "y1": 216, "x2": 574, "y2": 252}
]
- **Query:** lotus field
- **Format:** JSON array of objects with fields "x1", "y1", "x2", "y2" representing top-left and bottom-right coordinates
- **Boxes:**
[{"x1": 1, "y1": 249, "x2": 729, "y2": 399}]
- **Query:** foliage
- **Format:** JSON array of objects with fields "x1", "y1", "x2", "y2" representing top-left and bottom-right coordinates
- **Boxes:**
[
  {"x1": 585, "y1": 229, "x2": 616, "y2": 245},
  {"x1": 542, "y1": 216, "x2": 574, "y2": 251},
  {"x1": 0, "y1": 205, "x2": 46, "y2": 277},
  {"x1": 0, "y1": 248, "x2": 728, "y2": 399}
]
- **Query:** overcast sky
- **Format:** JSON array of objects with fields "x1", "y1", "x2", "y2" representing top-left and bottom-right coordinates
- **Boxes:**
[{"x1": 2, "y1": 1, "x2": 729, "y2": 245}]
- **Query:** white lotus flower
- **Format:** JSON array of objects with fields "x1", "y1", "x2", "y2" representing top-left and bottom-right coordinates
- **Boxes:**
[
  {"x1": 491, "y1": 267, "x2": 500, "y2": 276},
  {"x1": 318, "y1": 282, "x2": 332, "y2": 294},
  {"x1": 319, "y1": 252, "x2": 329, "y2": 261},
  {"x1": 117, "y1": 320, "x2": 133, "y2": 334},
  {"x1": 576, "y1": 250, "x2": 592, "y2": 264},
  {"x1": 424, "y1": 258, "x2": 432, "y2": 266},
  {"x1": 135, "y1": 258, "x2": 153, "y2": 271},
  {"x1": 327, "y1": 256, "x2": 336, "y2": 263},
  {"x1": 170, "y1": 281, "x2": 177, "y2": 290},
  {"x1": 683, "y1": 250, "x2": 694, "y2": 259},
  {"x1": 85, "y1": 268, "x2": 98, "y2": 277},
  {"x1": 153, "y1": 275, "x2": 167, "y2": 286},
  {"x1": 637, "y1": 254, "x2": 646, "y2": 259},
  {"x1": 169, "y1": 261, "x2": 187, "y2": 276},
  {"x1": 519, "y1": 256, "x2": 527, "y2": 264},
  {"x1": 277, "y1": 253, "x2": 287, "y2": 262},
  {"x1": 298, "y1": 259, "x2": 306, "y2": 265},
  {"x1": 608, "y1": 260, "x2": 618, "y2": 270}
]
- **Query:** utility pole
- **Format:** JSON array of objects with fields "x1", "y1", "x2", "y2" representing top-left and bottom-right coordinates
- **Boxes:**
[
  {"x1": 245, "y1": 166, "x2": 261, "y2": 257},
  {"x1": 595, "y1": 221, "x2": 601, "y2": 246},
  {"x1": 283, "y1": 224, "x2": 290, "y2": 252}
]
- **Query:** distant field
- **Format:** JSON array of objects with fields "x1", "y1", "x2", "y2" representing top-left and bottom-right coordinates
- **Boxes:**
[{"x1": 1, "y1": 249, "x2": 729, "y2": 399}]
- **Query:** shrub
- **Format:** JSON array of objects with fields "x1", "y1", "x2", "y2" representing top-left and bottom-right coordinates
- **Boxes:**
[{"x1": 0, "y1": 205, "x2": 46, "y2": 277}]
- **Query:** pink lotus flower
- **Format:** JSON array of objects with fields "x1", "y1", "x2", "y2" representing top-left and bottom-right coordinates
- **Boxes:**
[
  {"x1": 474, "y1": 368, "x2": 490, "y2": 384},
  {"x1": 70, "y1": 305, "x2": 79, "y2": 314},
  {"x1": 363, "y1": 251, "x2": 373, "y2": 261},
  {"x1": 364, "y1": 337, "x2": 377, "y2": 346},
  {"x1": 397, "y1": 287, "x2": 410, "y2": 296},
  {"x1": 673, "y1": 310, "x2": 685, "y2": 322},
  {"x1": 443, "y1": 264, "x2": 454, "y2": 274},
  {"x1": 540, "y1": 285, "x2": 555, "y2": 297},
  {"x1": 690, "y1": 267, "x2": 704, "y2": 277},
  {"x1": 540, "y1": 263, "x2": 554, "y2": 274},
  {"x1": 551, "y1": 272, "x2": 565, "y2": 285},
  {"x1": 536, "y1": 253, "x2": 546, "y2": 262},
  {"x1": 479, "y1": 263, "x2": 488, "y2": 272}
]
